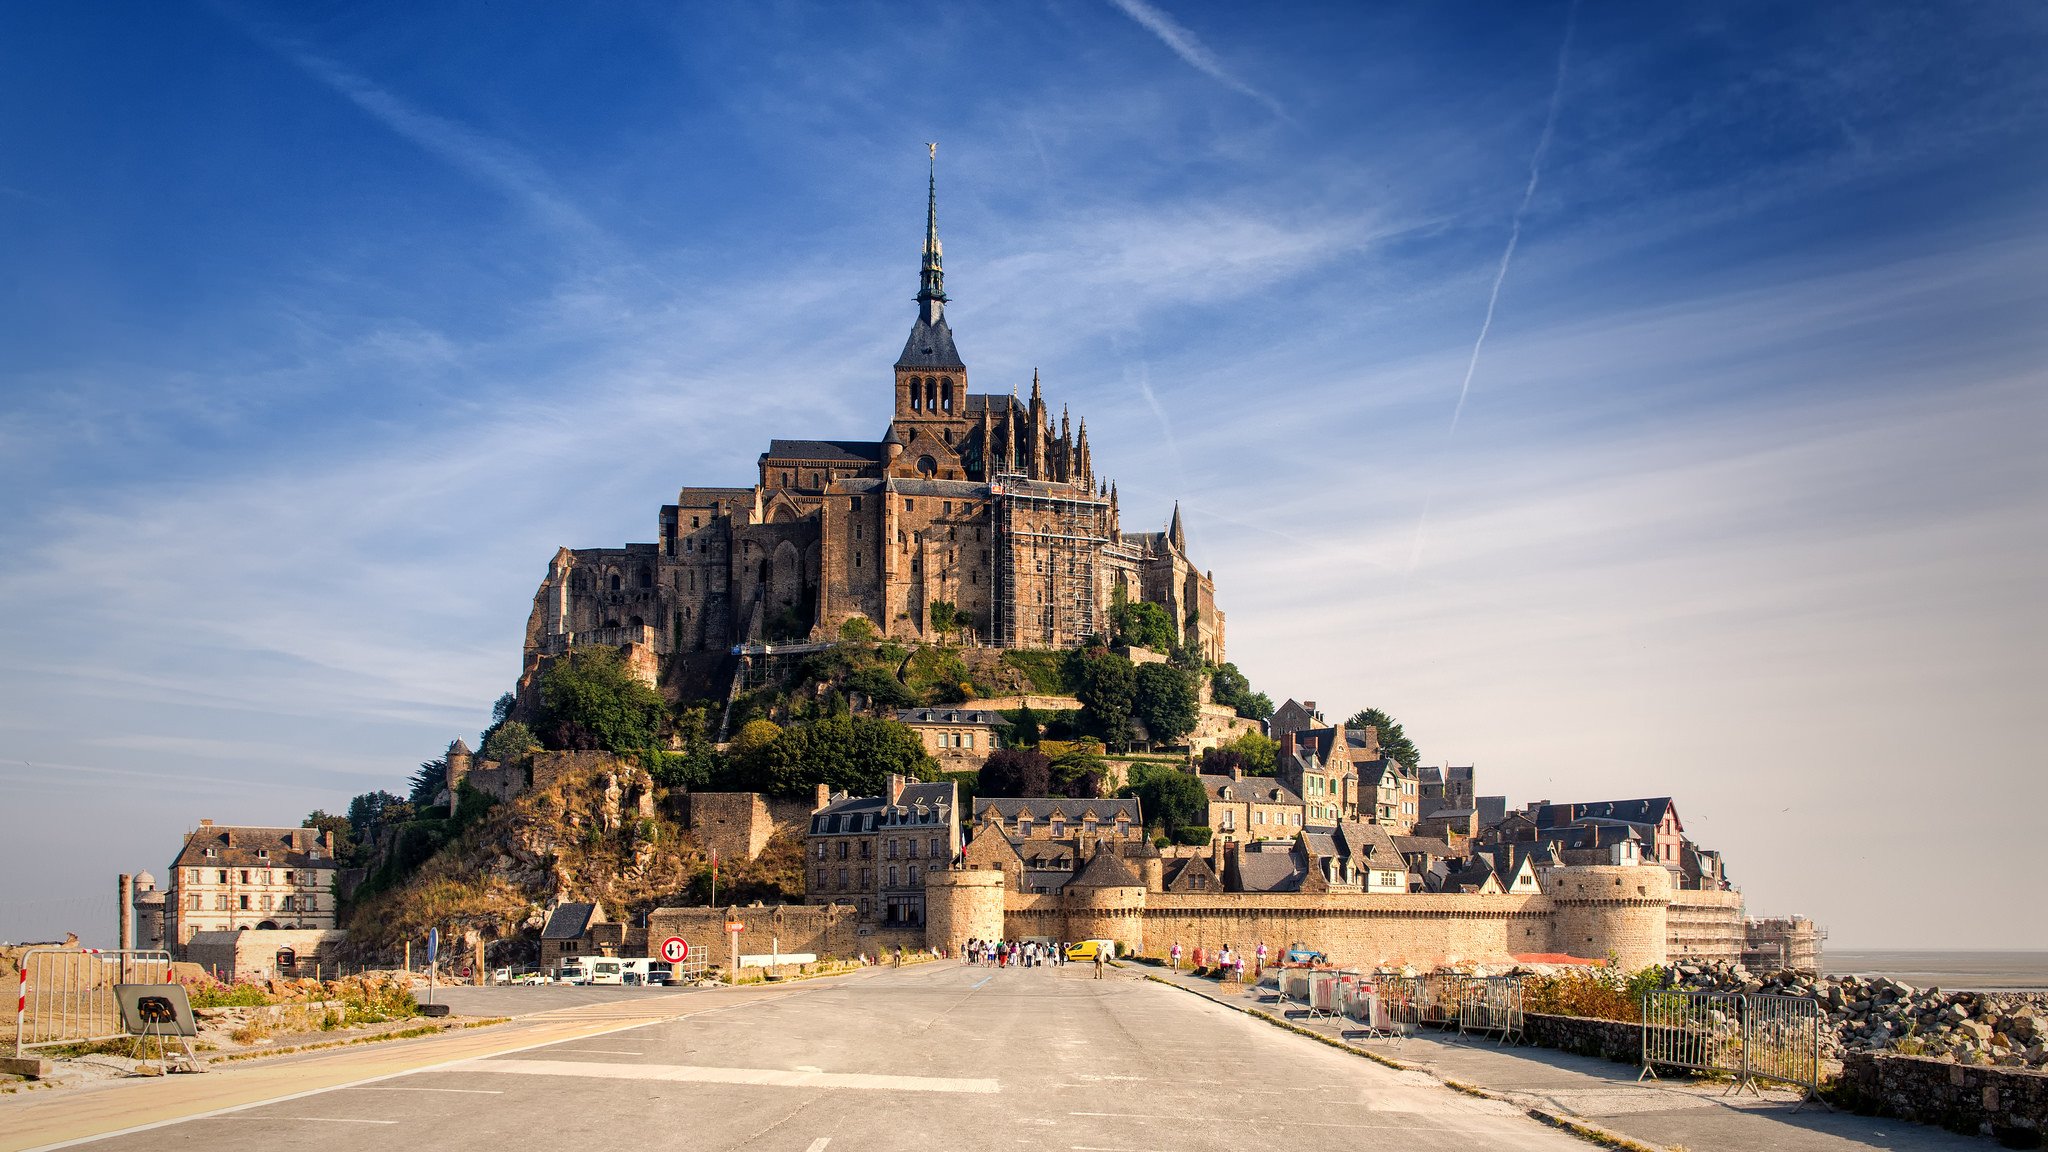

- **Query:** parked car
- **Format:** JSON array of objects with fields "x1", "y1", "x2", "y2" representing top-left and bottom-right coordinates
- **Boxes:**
[
  {"x1": 1283, "y1": 943, "x2": 1327, "y2": 965},
  {"x1": 1065, "y1": 939, "x2": 1117, "y2": 962}
]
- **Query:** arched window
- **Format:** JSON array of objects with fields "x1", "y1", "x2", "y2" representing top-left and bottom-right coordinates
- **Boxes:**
[
  {"x1": 940, "y1": 377, "x2": 953, "y2": 412},
  {"x1": 925, "y1": 379, "x2": 937, "y2": 410},
  {"x1": 609, "y1": 573, "x2": 621, "y2": 591}
]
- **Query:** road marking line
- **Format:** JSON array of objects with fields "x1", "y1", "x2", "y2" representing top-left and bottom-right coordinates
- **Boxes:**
[
  {"x1": 459, "y1": 1058, "x2": 999, "y2": 1094},
  {"x1": 805, "y1": 1140, "x2": 832, "y2": 1152},
  {"x1": 221, "y1": 1116, "x2": 400, "y2": 1125},
  {"x1": 343, "y1": 1086, "x2": 505, "y2": 1094},
  {"x1": 562, "y1": 1049, "x2": 643, "y2": 1054},
  {"x1": 12, "y1": 1016, "x2": 668, "y2": 1152},
  {"x1": 1068, "y1": 1112, "x2": 1402, "y2": 1130},
  {"x1": 972, "y1": 976, "x2": 993, "y2": 989}
]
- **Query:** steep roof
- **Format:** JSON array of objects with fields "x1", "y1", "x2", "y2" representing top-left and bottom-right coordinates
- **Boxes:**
[
  {"x1": 1337, "y1": 820, "x2": 1408, "y2": 873},
  {"x1": 895, "y1": 708, "x2": 1007, "y2": 727},
  {"x1": 170, "y1": 825, "x2": 332, "y2": 870},
  {"x1": 896, "y1": 315, "x2": 965, "y2": 369},
  {"x1": 974, "y1": 797, "x2": 1140, "y2": 823},
  {"x1": 1068, "y1": 847, "x2": 1142, "y2": 889},
  {"x1": 1533, "y1": 798, "x2": 1677, "y2": 830},
  {"x1": 541, "y1": 902, "x2": 598, "y2": 941},
  {"x1": 764, "y1": 439, "x2": 884, "y2": 464},
  {"x1": 1231, "y1": 849, "x2": 1306, "y2": 893},
  {"x1": 1199, "y1": 774, "x2": 1302, "y2": 805}
]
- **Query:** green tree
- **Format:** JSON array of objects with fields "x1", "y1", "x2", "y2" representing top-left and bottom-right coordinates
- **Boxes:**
[
  {"x1": 1347, "y1": 707, "x2": 1420, "y2": 768},
  {"x1": 927, "y1": 600, "x2": 959, "y2": 643},
  {"x1": 1198, "y1": 731, "x2": 1279, "y2": 777},
  {"x1": 407, "y1": 758, "x2": 447, "y2": 807},
  {"x1": 301, "y1": 810, "x2": 360, "y2": 866},
  {"x1": 1132, "y1": 663, "x2": 1200, "y2": 748},
  {"x1": 1121, "y1": 763, "x2": 1209, "y2": 845},
  {"x1": 1007, "y1": 703, "x2": 1041, "y2": 747},
  {"x1": 345, "y1": 790, "x2": 411, "y2": 840},
  {"x1": 845, "y1": 666, "x2": 916, "y2": 710},
  {"x1": 479, "y1": 719, "x2": 538, "y2": 763},
  {"x1": 1207, "y1": 662, "x2": 1274, "y2": 721},
  {"x1": 1046, "y1": 739, "x2": 1108, "y2": 799},
  {"x1": 750, "y1": 716, "x2": 938, "y2": 800},
  {"x1": 1071, "y1": 649, "x2": 1137, "y2": 747},
  {"x1": 1110, "y1": 598, "x2": 1176, "y2": 651},
  {"x1": 537, "y1": 647, "x2": 669, "y2": 754}
]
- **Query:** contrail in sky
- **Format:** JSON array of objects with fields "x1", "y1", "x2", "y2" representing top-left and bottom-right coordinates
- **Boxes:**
[{"x1": 1447, "y1": 0, "x2": 1579, "y2": 435}]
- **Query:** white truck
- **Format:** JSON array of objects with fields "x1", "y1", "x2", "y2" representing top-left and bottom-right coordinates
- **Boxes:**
[{"x1": 555, "y1": 956, "x2": 672, "y2": 986}]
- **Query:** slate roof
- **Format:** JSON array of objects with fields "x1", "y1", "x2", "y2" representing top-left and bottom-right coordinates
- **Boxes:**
[
  {"x1": 1068, "y1": 848, "x2": 1142, "y2": 889},
  {"x1": 1200, "y1": 774, "x2": 1302, "y2": 805},
  {"x1": 811, "y1": 780, "x2": 956, "y2": 834},
  {"x1": 974, "y1": 797, "x2": 1140, "y2": 824},
  {"x1": 896, "y1": 315, "x2": 965, "y2": 369},
  {"x1": 1533, "y1": 798, "x2": 1677, "y2": 830},
  {"x1": 1476, "y1": 796, "x2": 1508, "y2": 825},
  {"x1": 1230, "y1": 849, "x2": 1306, "y2": 893},
  {"x1": 1337, "y1": 820, "x2": 1409, "y2": 873},
  {"x1": 1442, "y1": 861, "x2": 1500, "y2": 893},
  {"x1": 763, "y1": 439, "x2": 884, "y2": 464},
  {"x1": 895, "y1": 708, "x2": 1007, "y2": 727},
  {"x1": 170, "y1": 825, "x2": 333, "y2": 870},
  {"x1": 1162, "y1": 855, "x2": 1219, "y2": 891},
  {"x1": 1415, "y1": 765, "x2": 1444, "y2": 787},
  {"x1": 541, "y1": 902, "x2": 597, "y2": 941}
]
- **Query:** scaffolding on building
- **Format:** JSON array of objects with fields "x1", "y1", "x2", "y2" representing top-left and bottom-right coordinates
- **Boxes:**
[{"x1": 990, "y1": 473, "x2": 1108, "y2": 649}]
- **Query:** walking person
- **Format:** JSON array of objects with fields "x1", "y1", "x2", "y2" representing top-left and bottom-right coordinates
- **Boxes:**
[
  {"x1": 1170, "y1": 941, "x2": 1182, "y2": 972},
  {"x1": 1093, "y1": 948, "x2": 1105, "y2": 980}
]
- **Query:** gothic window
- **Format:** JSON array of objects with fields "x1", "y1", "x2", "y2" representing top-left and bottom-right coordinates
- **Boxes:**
[
  {"x1": 925, "y1": 380, "x2": 937, "y2": 409},
  {"x1": 811, "y1": 472, "x2": 820, "y2": 487},
  {"x1": 610, "y1": 573, "x2": 621, "y2": 591},
  {"x1": 940, "y1": 378, "x2": 953, "y2": 411},
  {"x1": 783, "y1": 471, "x2": 792, "y2": 485}
]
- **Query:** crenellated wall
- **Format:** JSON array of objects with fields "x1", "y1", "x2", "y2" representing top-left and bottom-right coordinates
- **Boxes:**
[{"x1": 923, "y1": 862, "x2": 1687, "y2": 968}]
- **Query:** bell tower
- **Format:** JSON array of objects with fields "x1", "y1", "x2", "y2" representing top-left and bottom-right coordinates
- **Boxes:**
[{"x1": 893, "y1": 145, "x2": 969, "y2": 453}]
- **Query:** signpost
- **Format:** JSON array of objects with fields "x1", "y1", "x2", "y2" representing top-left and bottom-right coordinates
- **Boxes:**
[
  {"x1": 725, "y1": 918, "x2": 744, "y2": 983},
  {"x1": 426, "y1": 927, "x2": 439, "y2": 1007},
  {"x1": 659, "y1": 936, "x2": 691, "y2": 964}
]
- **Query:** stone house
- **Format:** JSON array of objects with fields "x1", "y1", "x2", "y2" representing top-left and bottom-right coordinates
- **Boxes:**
[
  {"x1": 163, "y1": 821, "x2": 339, "y2": 951},
  {"x1": 1417, "y1": 764, "x2": 1476, "y2": 814},
  {"x1": 1267, "y1": 698, "x2": 1323, "y2": 742},
  {"x1": 806, "y1": 776, "x2": 962, "y2": 927},
  {"x1": 893, "y1": 707, "x2": 1005, "y2": 768},
  {"x1": 541, "y1": 902, "x2": 632, "y2": 970},
  {"x1": 1532, "y1": 798, "x2": 1685, "y2": 869},
  {"x1": 1198, "y1": 770, "x2": 1304, "y2": 843}
]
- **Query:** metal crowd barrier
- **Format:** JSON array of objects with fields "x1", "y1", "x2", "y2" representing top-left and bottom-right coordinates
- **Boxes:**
[
  {"x1": 1278, "y1": 969, "x2": 1312, "y2": 1005},
  {"x1": 12, "y1": 948, "x2": 173, "y2": 1056},
  {"x1": 1307, "y1": 970, "x2": 1343, "y2": 1018},
  {"x1": 1641, "y1": 990, "x2": 1820, "y2": 1100},
  {"x1": 1737, "y1": 993, "x2": 1823, "y2": 1097},
  {"x1": 1457, "y1": 976, "x2": 1527, "y2": 1044}
]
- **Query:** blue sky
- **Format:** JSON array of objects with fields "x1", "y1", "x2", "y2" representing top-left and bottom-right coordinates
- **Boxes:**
[{"x1": 2, "y1": 1, "x2": 2043, "y2": 950}]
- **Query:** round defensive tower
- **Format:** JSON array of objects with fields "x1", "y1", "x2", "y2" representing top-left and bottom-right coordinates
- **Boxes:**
[
  {"x1": 1545, "y1": 865, "x2": 1672, "y2": 970},
  {"x1": 1062, "y1": 847, "x2": 1148, "y2": 956},
  {"x1": 924, "y1": 868, "x2": 1005, "y2": 952}
]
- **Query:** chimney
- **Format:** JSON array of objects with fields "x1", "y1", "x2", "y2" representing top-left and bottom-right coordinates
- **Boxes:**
[
  {"x1": 815, "y1": 783, "x2": 831, "y2": 810},
  {"x1": 322, "y1": 828, "x2": 335, "y2": 853},
  {"x1": 1279, "y1": 731, "x2": 1298, "y2": 761},
  {"x1": 887, "y1": 773, "x2": 906, "y2": 804},
  {"x1": 118, "y1": 874, "x2": 135, "y2": 952},
  {"x1": 1229, "y1": 764, "x2": 1242, "y2": 781},
  {"x1": 199, "y1": 818, "x2": 213, "y2": 827}
]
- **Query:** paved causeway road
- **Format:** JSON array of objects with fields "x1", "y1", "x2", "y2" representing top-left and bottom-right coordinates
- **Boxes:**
[{"x1": 30, "y1": 962, "x2": 1591, "y2": 1152}]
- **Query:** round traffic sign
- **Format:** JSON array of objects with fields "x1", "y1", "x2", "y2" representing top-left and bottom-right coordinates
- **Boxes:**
[{"x1": 659, "y1": 936, "x2": 690, "y2": 963}]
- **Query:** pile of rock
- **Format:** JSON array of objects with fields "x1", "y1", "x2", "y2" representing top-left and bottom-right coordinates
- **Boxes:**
[{"x1": 1664, "y1": 962, "x2": 2048, "y2": 1068}]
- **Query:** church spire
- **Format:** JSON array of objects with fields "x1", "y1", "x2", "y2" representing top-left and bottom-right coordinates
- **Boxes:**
[
  {"x1": 917, "y1": 142, "x2": 946, "y2": 324},
  {"x1": 1169, "y1": 502, "x2": 1186, "y2": 551}
]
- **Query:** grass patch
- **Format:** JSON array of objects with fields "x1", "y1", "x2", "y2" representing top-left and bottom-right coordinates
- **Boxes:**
[{"x1": 999, "y1": 649, "x2": 1074, "y2": 695}]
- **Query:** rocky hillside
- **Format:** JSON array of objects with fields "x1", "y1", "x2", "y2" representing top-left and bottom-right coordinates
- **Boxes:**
[{"x1": 342, "y1": 758, "x2": 802, "y2": 961}]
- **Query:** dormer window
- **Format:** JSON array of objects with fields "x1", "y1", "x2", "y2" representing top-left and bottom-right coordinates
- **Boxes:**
[
  {"x1": 204, "y1": 848, "x2": 217, "y2": 858},
  {"x1": 256, "y1": 849, "x2": 269, "y2": 860}
]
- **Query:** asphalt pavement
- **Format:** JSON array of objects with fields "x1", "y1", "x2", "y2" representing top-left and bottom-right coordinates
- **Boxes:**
[{"x1": 25, "y1": 961, "x2": 1607, "y2": 1152}]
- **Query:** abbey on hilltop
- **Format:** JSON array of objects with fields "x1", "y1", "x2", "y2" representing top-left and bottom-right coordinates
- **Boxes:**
[{"x1": 524, "y1": 155, "x2": 1222, "y2": 691}]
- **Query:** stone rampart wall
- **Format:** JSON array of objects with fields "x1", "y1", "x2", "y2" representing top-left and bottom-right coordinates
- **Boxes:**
[
  {"x1": 1838, "y1": 1051, "x2": 2048, "y2": 1143},
  {"x1": 1135, "y1": 892, "x2": 1555, "y2": 967},
  {"x1": 1523, "y1": 1012, "x2": 1643, "y2": 1063}
]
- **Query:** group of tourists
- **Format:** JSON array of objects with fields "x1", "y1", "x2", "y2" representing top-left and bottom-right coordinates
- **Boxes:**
[
  {"x1": 1168, "y1": 940, "x2": 1267, "y2": 982},
  {"x1": 961, "y1": 938, "x2": 1068, "y2": 969}
]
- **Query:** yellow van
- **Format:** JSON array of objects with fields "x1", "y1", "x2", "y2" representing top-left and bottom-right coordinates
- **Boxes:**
[{"x1": 1065, "y1": 939, "x2": 1116, "y2": 962}]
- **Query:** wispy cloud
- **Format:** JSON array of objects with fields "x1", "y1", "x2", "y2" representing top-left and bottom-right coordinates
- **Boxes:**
[{"x1": 1104, "y1": 0, "x2": 1285, "y2": 116}]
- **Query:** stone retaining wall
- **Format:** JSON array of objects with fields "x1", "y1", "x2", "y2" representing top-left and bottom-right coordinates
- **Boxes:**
[
  {"x1": 1522, "y1": 1012, "x2": 1643, "y2": 1063},
  {"x1": 1837, "y1": 1051, "x2": 2048, "y2": 1145}
]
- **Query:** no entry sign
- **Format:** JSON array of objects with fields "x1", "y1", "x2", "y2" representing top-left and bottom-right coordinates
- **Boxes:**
[{"x1": 659, "y1": 936, "x2": 690, "y2": 963}]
